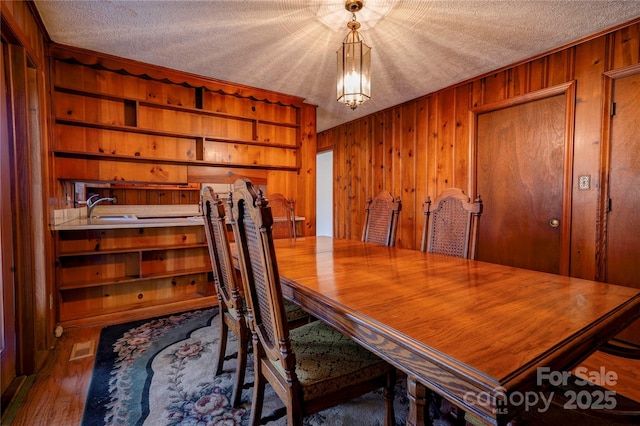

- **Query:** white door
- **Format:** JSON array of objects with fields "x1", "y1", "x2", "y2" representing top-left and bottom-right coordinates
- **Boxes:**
[{"x1": 316, "y1": 151, "x2": 333, "y2": 237}]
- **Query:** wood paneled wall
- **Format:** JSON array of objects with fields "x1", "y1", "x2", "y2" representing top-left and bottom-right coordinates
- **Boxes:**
[
  {"x1": 318, "y1": 19, "x2": 640, "y2": 280},
  {"x1": 2, "y1": 0, "x2": 54, "y2": 373}
]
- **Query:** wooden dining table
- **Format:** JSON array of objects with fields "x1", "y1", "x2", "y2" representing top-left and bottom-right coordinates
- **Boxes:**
[{"x1": 270, "y1": 236, "x2": 640, "y2": 426}]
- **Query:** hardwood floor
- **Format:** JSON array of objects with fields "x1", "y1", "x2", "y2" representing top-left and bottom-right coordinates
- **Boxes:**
[
  {"x1": 7, "y1": 322, "x2": 639, "y2": 426},
  {"x1": 10, "y1": 324, "x2": 102, "y2": 426}
]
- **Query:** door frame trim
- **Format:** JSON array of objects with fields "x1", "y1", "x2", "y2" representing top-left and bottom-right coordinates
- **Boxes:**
[
  {"x1": 469, "y1": 81, "x2": 576, "y2": 275},
  {"x1": 597, "y1": 63, "x2": 640, "y2": 282}
]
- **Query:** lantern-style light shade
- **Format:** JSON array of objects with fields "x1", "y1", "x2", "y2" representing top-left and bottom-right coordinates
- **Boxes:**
[{"x1": 337, "y1": 19, "x2": 371, "y2": 110}]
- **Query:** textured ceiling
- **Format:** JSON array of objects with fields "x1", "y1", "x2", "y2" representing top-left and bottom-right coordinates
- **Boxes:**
[{"x1": 34, "y1": 1, "x2": 640, "y2": 132}]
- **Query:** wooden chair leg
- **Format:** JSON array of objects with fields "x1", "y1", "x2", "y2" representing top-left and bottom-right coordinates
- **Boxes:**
[
  {"x1": 288, "y1": 389, "x2": 305, "y2": 426},
  {"x1": 215, "y1": 312, "x2": 228, "y2": 376},
  {"x1": 451, "y1": 407, "x2": 467, "y2": 426},
  {"x1": 250, "y1": 346, "x2": 266, "y2": 426},
  {"x1": 383, "y1": 369, "x2": 397, "y2": 426},
  {"x1": 231, "y1": 324, "x2": 248, "y2": 407}
]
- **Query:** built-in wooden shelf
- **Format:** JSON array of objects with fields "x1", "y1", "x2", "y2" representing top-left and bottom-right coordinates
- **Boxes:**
[
  {"x1": 58, "y1": 242, "x2": 209, "y2": 257},
  {"x1": 55, "y1": 223, "x2": 214, "y2": 323},
  {"x1": 53, "y1": 83, "x2": 301, "y2": 176},
  {"x1": 59, "y1": 267, "x2": 213, "y2": 291},
  {"x1": 55, "y1": 85, "x2": 299, "y2": 128},
  {"x1": 54, "y1": 118, "x2": 299, "y2": 150},
  {"x1": 53, "y1": 147, "x2": 299, "y2": 171}
]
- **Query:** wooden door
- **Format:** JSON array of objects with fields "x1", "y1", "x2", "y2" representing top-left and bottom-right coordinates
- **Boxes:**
[
  {"x1": 476, "y1": 94, "x2": 567, "y2": 274},
  {"x1": 1, "y1": 40, "x2": 17, "y2": 402},
  {"x1": 605, "y1": 71, "x2": 640, "y2": 345}
]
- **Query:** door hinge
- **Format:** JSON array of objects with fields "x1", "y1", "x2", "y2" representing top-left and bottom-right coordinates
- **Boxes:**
[
  {"x1": 611, "y1": 102, "x2": 616, "y2": 117},
  {"x1": 608, "y1": 198, "x2": 612, "y2": 212}
]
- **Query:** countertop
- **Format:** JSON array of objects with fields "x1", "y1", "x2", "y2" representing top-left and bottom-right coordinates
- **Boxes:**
[
  {"x1": 53, "y1": 205, "x2": 204, "y2": 230},
  {"x1": 52, "y1": 204, "x2": 304, "y2": 231}
]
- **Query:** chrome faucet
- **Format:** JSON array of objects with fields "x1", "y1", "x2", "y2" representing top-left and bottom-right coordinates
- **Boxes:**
[{"x1": 86, "y1": 194, "x2": 117, "y2": 218}]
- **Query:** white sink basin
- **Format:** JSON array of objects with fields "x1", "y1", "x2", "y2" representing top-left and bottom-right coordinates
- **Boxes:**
[{"x1": 90, "y1": 215, "x2": 138, "y2": 220}]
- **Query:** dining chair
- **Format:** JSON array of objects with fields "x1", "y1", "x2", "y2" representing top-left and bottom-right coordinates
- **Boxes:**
[
  {"x1": 201, "y1": 185, "x2": 248, "y2": 408},
  {"x1": 266, "y1": 193, "x2": 296, "y2": 239},
  {"x1": 361, "y1": 191, "x2": 402, "y2": 246},
  {"x1": 201, "y1": 185, "x2": 308, "y2": 408},
  {"x1": 228, "y1": 178, "x2": 396, "y2": 426},
  {"x1": 421, "y1": 188, "x2": 483, "y2": 259}
]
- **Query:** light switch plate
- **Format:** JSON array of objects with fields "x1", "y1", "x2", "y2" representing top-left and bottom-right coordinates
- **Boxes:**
[{"x1": 578, "y1": 175, "x2": 591, "y2": 190}]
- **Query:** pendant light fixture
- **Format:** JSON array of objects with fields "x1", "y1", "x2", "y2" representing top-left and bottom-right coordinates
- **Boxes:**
[{"x1": 336, "y1": 0, "x2": 371, "y2": 110}]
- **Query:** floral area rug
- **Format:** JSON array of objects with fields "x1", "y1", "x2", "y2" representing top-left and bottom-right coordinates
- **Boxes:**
[{"x1": 82, "y1": 307, "x2": 410, "y2": 425}]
